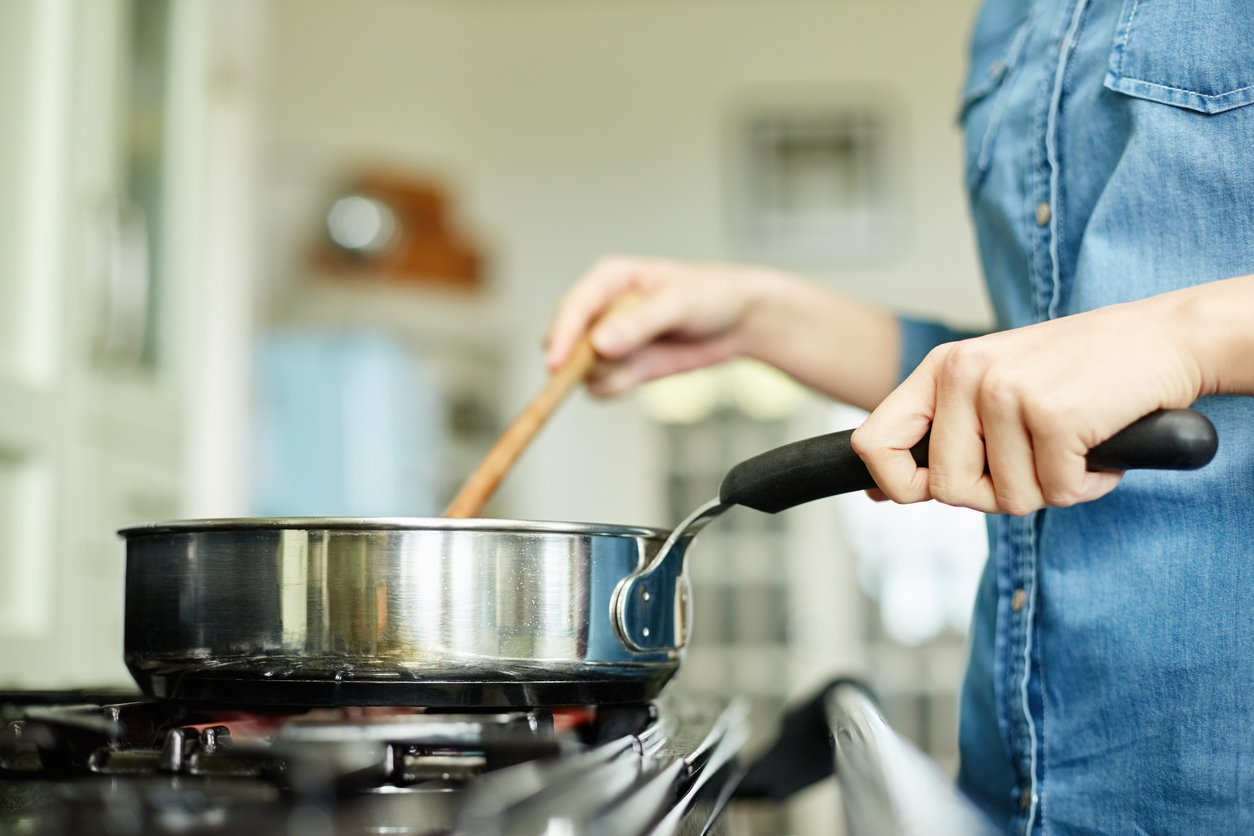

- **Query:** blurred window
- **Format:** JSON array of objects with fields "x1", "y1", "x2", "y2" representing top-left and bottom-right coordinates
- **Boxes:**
[
  {"x1": 252, "y1": 332, "x2": 443, "y2": 517},
  {"x1": 729, "y1": 99, "x2": 897, "y2": 263}
]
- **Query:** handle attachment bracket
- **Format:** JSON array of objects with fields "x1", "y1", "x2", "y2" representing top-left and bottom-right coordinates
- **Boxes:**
[{"x1": 612, "y1": 498, "x2": 729, "y2": 652}]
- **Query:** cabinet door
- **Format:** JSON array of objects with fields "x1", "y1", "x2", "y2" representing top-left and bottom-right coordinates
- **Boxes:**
[
  {"x1": 0, "y1": 0, "x2": 79, "y2": 673},
  {"x1": 0, "y1": 0, "x2": 184, "y2": 685}
]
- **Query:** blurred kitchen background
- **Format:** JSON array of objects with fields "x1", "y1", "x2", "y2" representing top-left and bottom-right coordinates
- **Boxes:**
[{"x1": 0, "y1": 0, "x2": 991, "y2": 832}]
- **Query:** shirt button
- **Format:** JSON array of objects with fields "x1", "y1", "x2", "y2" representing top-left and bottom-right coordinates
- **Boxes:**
[
  {"x1": 988, "y1": 60, "x2": 1004, "y2": 80},
  {"x1": 1020, "y1": 787, "x2": 1032, "y2": 810},
  {"x1": 1011, "y1": 588, "x2": 1027, "y2": 612},
  {"x1": 1035, "y1": 202, "x2": 1051, "y2": 226}
]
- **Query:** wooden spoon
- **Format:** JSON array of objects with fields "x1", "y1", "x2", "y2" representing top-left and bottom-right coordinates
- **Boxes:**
[{"x1": 443, "y1": 294, "x2": 638, "y2": 518}]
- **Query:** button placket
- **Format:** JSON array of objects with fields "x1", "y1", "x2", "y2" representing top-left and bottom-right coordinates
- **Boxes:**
[
  {"x1": 1005, "y1": 517, "x2": 1038, "y2": 770},
  {"x1": 1008, "y1": 9, "x2": 1069, "y2": 826},
  {"x1": 1027, "y1": 57, "x2": 1059, "y2": 323},
  {"x1": 1015, "y1": 4, "x2": 1091, "y2": 828},
  {"x1": 1041, "y1": 0, "x2": 1091, "y2": 322},
  {"x1": 1015, "y1": 5, "x2": 1075, "y2": 811}
]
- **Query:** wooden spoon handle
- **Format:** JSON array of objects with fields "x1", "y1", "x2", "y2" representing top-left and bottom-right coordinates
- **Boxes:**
[{"x1": 443, "y1": 295, "x2": 635, "y2": 518}]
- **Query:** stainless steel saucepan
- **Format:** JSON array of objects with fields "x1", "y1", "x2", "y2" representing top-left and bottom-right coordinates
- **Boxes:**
[{"x1": 121, "y1": 409, "x2": 1217, "y2": 707}]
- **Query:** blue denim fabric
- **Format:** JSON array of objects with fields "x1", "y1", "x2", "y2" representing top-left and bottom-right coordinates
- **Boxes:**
[{"x1": 897, "y1": 1, "x2": 1254, "y2": 832}]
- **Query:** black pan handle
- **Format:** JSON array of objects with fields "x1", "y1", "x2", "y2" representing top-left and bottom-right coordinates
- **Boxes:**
[{"x1": 719, "y1": 408, "x2": 1218, "y2": 514}]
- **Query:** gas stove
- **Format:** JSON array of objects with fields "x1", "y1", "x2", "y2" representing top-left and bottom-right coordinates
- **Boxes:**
[{"x1": 0, "y1": 690, "x2": 748, "y2": 836}]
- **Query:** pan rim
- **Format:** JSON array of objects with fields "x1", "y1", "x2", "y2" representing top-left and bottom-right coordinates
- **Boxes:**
[{"x1": 117, "y1": 516, "x2": 670, "y2": 540}]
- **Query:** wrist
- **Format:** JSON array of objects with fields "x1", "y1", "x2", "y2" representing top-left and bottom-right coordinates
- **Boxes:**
[
  {"x1": 734, "y1": 267, "x2": 809, "y2": 362},
  {"x1": 730, "y1": 269, "x2": 898, "y2": 409}
]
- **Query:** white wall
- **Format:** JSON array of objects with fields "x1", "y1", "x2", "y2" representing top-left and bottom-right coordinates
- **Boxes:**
[{"x1": 261, "y1": 0, "x2": 989, "y2": 527}]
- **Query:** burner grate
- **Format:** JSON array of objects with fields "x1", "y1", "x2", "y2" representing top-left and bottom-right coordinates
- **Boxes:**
[{"x1": 1, "y1": 691, "x2": 745, "y2": 835}]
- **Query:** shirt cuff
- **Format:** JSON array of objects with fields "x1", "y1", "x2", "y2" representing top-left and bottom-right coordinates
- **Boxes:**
[{"x1": 896, "y1": 316, "x2": 984, "y2": 384}]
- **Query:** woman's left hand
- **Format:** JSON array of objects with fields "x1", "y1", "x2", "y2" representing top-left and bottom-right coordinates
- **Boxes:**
[{"x1": 850, "y1": 293, "x2": 1208, "y2": 515}]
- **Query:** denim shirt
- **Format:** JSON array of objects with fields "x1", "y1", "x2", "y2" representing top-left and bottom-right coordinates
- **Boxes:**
[{"x1": 898, "y1": 0, "x2": 1254, "y2": 832}]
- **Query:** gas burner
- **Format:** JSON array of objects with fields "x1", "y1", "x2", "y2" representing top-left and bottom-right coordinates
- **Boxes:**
[{"x1": 0, "y1": 691, "x2": 747, "y2": 835}]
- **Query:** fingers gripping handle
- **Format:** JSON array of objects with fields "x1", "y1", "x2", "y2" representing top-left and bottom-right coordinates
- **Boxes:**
[{"x1": 719, "y1": 408, "x2": 1218, "y2": 514}]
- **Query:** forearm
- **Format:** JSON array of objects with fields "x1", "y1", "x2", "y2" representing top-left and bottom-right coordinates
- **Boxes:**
[
  {"x1": 737, "y1": 269, "x2": 901, "y2": 412},
  {"x1": 1170, "y1": 274, "x2": 1254, "y2": 398}
]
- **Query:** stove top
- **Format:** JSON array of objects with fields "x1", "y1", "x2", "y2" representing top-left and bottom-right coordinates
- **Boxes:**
[{"x1": 0, "y1": 690, "x2": 748, "y2": 836}]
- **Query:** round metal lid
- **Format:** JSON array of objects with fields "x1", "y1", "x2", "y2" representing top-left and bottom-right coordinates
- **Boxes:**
[{"x1": 117, "y1": 516, "x2": 670, "y2": 540}]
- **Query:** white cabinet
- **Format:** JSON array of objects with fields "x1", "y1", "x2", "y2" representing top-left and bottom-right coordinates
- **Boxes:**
[{"x1": 0, "y1": 0, "x2": 259, "y2": 686}]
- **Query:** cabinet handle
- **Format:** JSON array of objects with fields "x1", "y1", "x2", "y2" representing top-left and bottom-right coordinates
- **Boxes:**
[{"x1": 87, "y1": 197, "x2": 150, "y2": 370}]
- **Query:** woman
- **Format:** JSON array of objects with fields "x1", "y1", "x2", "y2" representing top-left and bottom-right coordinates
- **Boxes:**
[{"x1": 546, "y1": 1, "x2": 1254, "y2": 832}]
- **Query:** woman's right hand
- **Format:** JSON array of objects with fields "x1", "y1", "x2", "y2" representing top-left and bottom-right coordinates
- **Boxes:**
[
  {"x1": 545, "y1": 256, "x2": 774, "y2": 397},
  {"x1": 547, "y1": 255, "x2": 901, "y2": 410}
]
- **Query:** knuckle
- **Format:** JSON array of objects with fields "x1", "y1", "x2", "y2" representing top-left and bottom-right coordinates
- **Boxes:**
[
  {"x1": 921, "y1": 344, "x2": 949, "y2": 366},
  {"x1": 600, "y1": 253, "x2": 633, "y2": 269},
  {"x1": 590, "y1": 255, "x2": 628, "y2": 277},
  {"x1": 927, "y1": 471, "x2": 960, "y2": 506},
  {"x1": 1041, "y1": 483, "x2": 1081, "y2": 507},
  {"x1": 595, "y1": 255, "x2": 650, "y2": 287},
  {"x1": 979, "y1": 370, "x2": 1024, "y2": 413},
  {"x1": 938, "y1": 342, "x2": 988, "y2": 386},
  {"x1": 978, "y1": 384, "x2": 1015, "y2": 420},
  {"x1": 639, "y1": 295, "x2": 684, "y2": 337},
  {"x1": 847, "y1": 426, "x2": 877, "y2": 463},
  {"x1": 1025, "y1": 396, "x2": 1079, "y2": 433},
  {"x1": 882, "y1": 489, "x2": 918, "y2": 506},
  {"x1": 849, "y1": 425, "x2": 877, "y2": 459},
  {"x1": 995, "y1": 489, "x2": 1035, "y2": 517}
]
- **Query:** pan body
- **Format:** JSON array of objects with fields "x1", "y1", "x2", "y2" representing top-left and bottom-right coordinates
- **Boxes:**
[{"x1": 121, "y1": 518, "x2": 678, "y2": 707}]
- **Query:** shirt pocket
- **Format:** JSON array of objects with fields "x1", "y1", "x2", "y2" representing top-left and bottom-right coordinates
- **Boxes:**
[
  {"x1": 960, "y1": 9, "x2": 1034, "y2": 195},
  {"x1": 1105, "y1": 0, "x2": 1254, "y2": 114}
]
